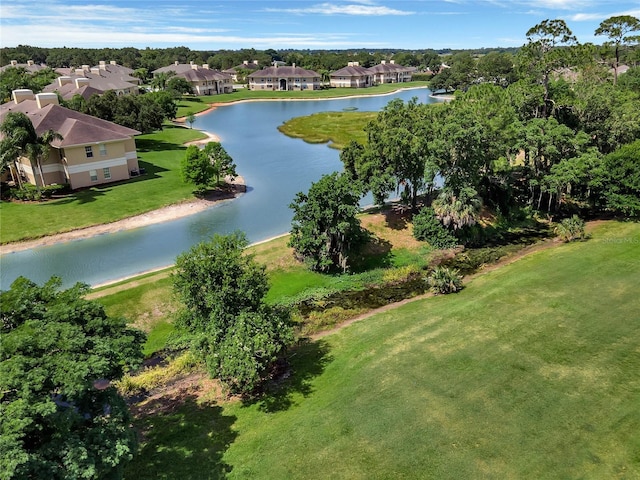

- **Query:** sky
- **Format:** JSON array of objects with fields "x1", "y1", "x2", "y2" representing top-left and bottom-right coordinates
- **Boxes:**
[{"x1": 1, "y1": 0, "x2": 639, "y2": 51}]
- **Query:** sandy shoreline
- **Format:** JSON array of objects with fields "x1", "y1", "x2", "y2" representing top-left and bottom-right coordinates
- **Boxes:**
[
  {"x1": 3, "y1": 86, "x2": 431, "y2": 256},
  {"x1": 0, "y1": 176, "x2": 246, "y2": 255}
]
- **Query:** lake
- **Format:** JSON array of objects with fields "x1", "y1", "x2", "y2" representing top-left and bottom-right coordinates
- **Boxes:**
[{"x1": 0, "y1": 88, "x2": 440, "y2": 289}]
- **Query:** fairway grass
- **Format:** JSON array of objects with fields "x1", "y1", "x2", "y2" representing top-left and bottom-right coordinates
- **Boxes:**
[{"x1": 124, "y1": 221, "x2": 640, "y2": 479}]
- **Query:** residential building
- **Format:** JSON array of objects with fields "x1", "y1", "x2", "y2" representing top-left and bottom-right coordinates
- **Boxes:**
[
  {"x1": 44, "y1": 61, "x2": 139, "y2": 100},
  {"x1": 248, "y1": 64, "x2": 321, "y2": 91},
  {"x1": 367, "y1": 60, "x2": 413, "y2": 84},
  {"x1": 152, "y1": 62, "x2": 233, "y2": 95},
  {"x1": 0, "y1": 60, "x2": 48, "y2": 74},
  {"x1": 1, "y1": 89, "x2": 140, "y2": 189},
  {"x1": 223, "y1": 60, "x2": 261, "y2": 82},
  {"x1": 329, "y1": 62, "x2": 373, "y2": 88}
]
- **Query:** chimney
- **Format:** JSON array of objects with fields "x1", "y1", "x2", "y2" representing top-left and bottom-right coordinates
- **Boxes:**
[
  {"x1": 191, "y1": 63, "x2": 199, "y2": 70},
  {"x1": 27, "y1": 60, "x2": 34, "y2": 66},
  {"x1": 10, "y1": 60, "x2": 18, "y2": 66},
  {"x1": 348, "y1": 62, "x2": 354, "y2": 67},
  {"x1": 12, "y1": 89, "x2": 35, "y2": 104},
  {"x1": 90, "y1": 67, "x2": 100, "y2": 75},
  {"x1": 36, "y1": 93, "x2": 59, "y2": 109},
  {"x1": 174, "y1": 61, "x2": 179, "y2": 65},
  {"x1": 390, "y1": 60, "x2": 395, "y2": 64},
  {"x1": 253, "y1": 60, "x2": 258, "y2": 65},
  {"x1": 57, "y1": 76, "x2": 72, "y2": 86},
  {"x1": 99, "y1": 60, "x2": 107, "y2": 70},
  {"x1": 243, "y1": 60, "x2": 249, "y2": 65},
  {"x1": 74, "y1": 77, "x2": 90, "y2": 88},
  {"x1": 110, "y1": 60, "x2": 117, "y2": 65},
  {"x1": 381, "y1": 60, "x2": 386, "y2": 65},
  {"x1": 292, "y1": 63, "x2": 296, "y2": 69},
  {"x1": 202, "y1": 64, "x2": 209, "y2": 69},
  {"x1": 81, "y1": 64, "x2": 90, "y2": 71}
]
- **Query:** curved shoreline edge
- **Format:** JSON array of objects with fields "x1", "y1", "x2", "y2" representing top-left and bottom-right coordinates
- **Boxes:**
[{"x1": 1, "y1": 86, "x2": 432, "y2": 258}]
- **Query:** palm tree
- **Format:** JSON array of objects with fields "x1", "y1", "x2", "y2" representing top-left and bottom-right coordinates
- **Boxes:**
[
  {"x1": 432, "y1": 186, "x2": 482, "y2": 230},
  {"x1": 0, "y1": 112, "x2": 63, "y2": 188},
  {"x1": 27, "y1": 129, "x2": 64, "y2": 187},
  {"x1": 0, "y1": 112, "x2": 37, "y2": 188}
]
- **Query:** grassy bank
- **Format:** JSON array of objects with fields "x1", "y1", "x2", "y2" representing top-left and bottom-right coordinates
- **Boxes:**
[
  {"x1": 175, "y1": 82, "x2": 431, "y2": 117},
  {"x1": 123, "y1": 220, "x2": 640, "y2": 479},
  {"x1": 0, "y1": 126, "x2": 205, "y2": 244},
  {"x1": 278, "y1": 111, "x2": 377, "y2": 149}
]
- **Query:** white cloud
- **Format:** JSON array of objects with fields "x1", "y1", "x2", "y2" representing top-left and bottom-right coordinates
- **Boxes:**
[
  {"x1": 0, "y1": 23, "x2": 387, "y2": 49},
  {"x1": 570, "y1": 8, "x2": 640, "y2": 21},
  {"x1": 264, "y1": 2, "x2": 414, "y2": 16}
]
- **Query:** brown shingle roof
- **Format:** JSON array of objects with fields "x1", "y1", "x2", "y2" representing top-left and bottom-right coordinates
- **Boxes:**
[{"x1": 0, "y1": 100, "x2": 140, "y2": 147}]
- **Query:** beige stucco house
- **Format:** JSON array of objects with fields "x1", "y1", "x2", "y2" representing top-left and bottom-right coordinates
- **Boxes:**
[
  {"x1": 152, "y1": 62, "x2": 233, "y2": 95},
  {"x1": 223, "y1": 60, "x2": 261, "y2": 82},
  {"x1": 329, "y1": 62, "x2": 373, "y2": 88},
  {"x1": 0, "y1": 60, "x2": 49, "y2": 74},
  {"x1": 248, "y1": 64, "x2": 321, "y2": 91},
  {"x1": 1, "y1": 89, "x2": 140, "y2": 189},
  {"x1": 366, "y1": 60, "x2": 413, "y2": 85}
]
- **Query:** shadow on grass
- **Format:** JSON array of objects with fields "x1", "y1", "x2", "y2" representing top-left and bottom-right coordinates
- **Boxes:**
[
  {"x1": 247, "y1": 339, "x2": 332, "y2": 414},
  {"x1": 127, "y1": 394, "x2": 237, "y2": 480},
  {"x1": 136, "y1": 137, "x2": 187, "y2": 153}
]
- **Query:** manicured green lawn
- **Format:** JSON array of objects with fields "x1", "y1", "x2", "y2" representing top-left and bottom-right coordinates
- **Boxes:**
[
  {"x1": 278, "y1": 111, "x2": 377, "y2": 149},
  {"x1": 0, "y1": 126, "x2": 204, "y2": 243},
  {"x1": 124, "y1": 221, "x2": 640, "y2": 479}
]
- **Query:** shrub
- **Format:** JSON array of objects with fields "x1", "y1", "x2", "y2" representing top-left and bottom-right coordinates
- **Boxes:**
[
  {"x1": 412, "y1": 206, "x2": 458, "y2": 248},
  {"x1": 555, "y1": 215, "x2": 587, "y2": 242},
  {"x1": 426, "y1": 266, "x2": 463, "y2": 294}
]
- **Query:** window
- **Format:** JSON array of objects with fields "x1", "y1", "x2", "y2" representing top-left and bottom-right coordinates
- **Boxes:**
[
  {"x1": 89, "y1": 170, "x2": 98, "y2": 182},
  {"x1": 99, "y1": 144, "x2": 107, "y2": 156},
  {"x1": 85, "y1": 146, "x2": 93, "y2": 158},
  {"x1": 103, "y1": 167, "x2": 111, "y2": 180}
]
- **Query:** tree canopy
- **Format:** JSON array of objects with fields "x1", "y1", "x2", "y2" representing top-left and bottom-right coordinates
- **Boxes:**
[
  {"x1": 172, "y1": 232, "x2": 293, "y2": 394},
  {"x1": 0, "y1": 276, "x2": 145, "y2": 480},
  {"x1": 289, "y1": 172, "x2": 367, "y2": 273}
]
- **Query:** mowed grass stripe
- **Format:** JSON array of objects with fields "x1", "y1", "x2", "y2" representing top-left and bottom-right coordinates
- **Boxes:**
[{"x1": 125, "y1": 221, "x2": 640, "y2": 480}]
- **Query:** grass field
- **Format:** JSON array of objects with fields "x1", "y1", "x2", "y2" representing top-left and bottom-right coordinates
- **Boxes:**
[
  {"x1": 0, "y1": 126, "x2": 204, "y2": 244},
  {"x1": 123, "y1": 221, "x2": 640, "y2": 479}
]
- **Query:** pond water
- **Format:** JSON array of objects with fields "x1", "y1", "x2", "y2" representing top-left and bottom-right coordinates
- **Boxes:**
[{"x1": 0, "y1": 88, "x2": 439, "y2": 289}]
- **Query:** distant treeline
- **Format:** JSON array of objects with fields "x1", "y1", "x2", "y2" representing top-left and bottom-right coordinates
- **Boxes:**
[{"x1": 0, "y1": 45, "x2": 519, "y2": 74}]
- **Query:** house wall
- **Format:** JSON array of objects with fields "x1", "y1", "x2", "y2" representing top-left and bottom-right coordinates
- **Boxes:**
[
  {"x1": 249, "y1": 76, "x2": 320, "y2": 91},
  {"x1": 62, "y1": 140, "x2": 138, "y2": 189}
]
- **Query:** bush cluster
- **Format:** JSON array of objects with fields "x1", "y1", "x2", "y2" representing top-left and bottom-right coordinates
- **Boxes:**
[{"x1": 412, "y1": 206, "x2": 458, "y2": 248}]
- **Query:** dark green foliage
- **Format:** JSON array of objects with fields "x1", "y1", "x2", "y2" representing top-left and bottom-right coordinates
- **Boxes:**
[
  {"x1": 0, "y1": 277, "x2": 145, "y2": 480},
  {"x1": 172, "y1": 232, "x2": 293, "y2": 395},
  {"x1": 412, "y1": 207, "x2": 458, "y2": 248},
  {"x1": 83, "y1": 90, "x2": 172, "y2": 133},
  {"x1": 180, "y1": 142, "x2": 236, "y2": 194},
  {"x1": 289, "y1": 172, "x2": 367, "y2": 273},
  {"x1": 426, "y1": 266, "x2": 463, "y2": 294},
  {"x1": 592, "y1": 140, "x2": 640, "y2": 217},
  {"x1": 180, "y1": 145, "x2": 214, "y2": 193}
]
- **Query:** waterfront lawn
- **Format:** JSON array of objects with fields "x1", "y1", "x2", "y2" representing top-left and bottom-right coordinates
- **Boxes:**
[
  {"x1": 124, "y1": 221, "x2": 640, "y2": 479},
  {"x1": 175, "y1": 82, "x2": 431, "y2": 117},
  {"x1": 278, "y1": 111, "x2": 377, "y2": 149},
  {"x1": 0, "y1": 126, "x2": 205, "y2": 244}
]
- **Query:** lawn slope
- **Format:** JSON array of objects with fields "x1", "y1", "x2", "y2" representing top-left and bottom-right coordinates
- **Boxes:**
[{"x1": 125, "y1": 221, "x2": 640, "y2": 479}]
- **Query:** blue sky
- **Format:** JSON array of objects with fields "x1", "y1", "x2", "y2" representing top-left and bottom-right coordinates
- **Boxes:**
[{"x1": 2, "y1": 0, "x2": 639, "y2": 51}]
